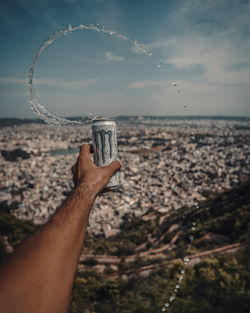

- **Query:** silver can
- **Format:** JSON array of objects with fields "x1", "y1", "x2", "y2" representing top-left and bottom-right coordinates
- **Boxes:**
[{"x1": 91, "y1": 119, "x2": 120, "y2": 189}]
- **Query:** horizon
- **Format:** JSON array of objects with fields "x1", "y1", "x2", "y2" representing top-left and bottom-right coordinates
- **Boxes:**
[{"x1": 0, "y1": 114, "x2": 249, "y2": 121}]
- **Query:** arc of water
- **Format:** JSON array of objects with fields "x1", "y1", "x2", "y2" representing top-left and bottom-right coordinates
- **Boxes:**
[{"x1": 28, "y1": 23, "x2": 152, "y2": 125}]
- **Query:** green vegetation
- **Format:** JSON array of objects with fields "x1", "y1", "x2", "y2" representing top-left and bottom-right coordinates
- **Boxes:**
[
  {"x1": 69, "y1": 252, "x2": 249, "y2": 313},
  {"x1": 0, "y1": 180, "x2": 249, "y2": 312},
  {"x1": 84, "y1": 213, "x2": 159, "y2": 256},
  {"x1": 70, "y1": 179, "x2": 250, "y2": 312},
  {"x1": 85, "y1": 179, "x2": 250, "y2": 261},
  {"x1": 0, "y1": 201, "x2": 38, "y2": 263},
  {"x1": 1, "y1": 148, "x2": 30, "y2": 162}
]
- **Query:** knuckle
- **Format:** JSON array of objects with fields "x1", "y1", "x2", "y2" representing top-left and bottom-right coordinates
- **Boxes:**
[
  {"x1": 113, "y1": 160, "x2": 121, "y2": 168},
  {"x1": 80, "y1": 144, "x2": 89, "y2": 153}
]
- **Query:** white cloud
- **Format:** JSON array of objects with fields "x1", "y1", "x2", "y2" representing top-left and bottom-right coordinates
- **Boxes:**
[
  {"x1": 151, "y1": 35, "x2": 250, "y2": 85},
  {"x1": 0, "y1": 77, "x2": 26, "y2": 84},
  {"x1": 149, "y1": 79, "x2": 250, "y2": 116},
  {"x1": 126, "y1": 80, "x2": 169, "y2": 89},
  {"x1": 35, "y1": 78, "x2": 100, "y2": 89},
  {"x1": 148, "y1": 0, "x2": 250, "y2": 87},
  {"x1": 77, "y1": 52, "x2": 125, "y2": 64},
  {"x1": 0, "y1": 77, "x2": 100, "y2": 89},
  {"x1": 104, "y1": 51, "x2": 124, "y2": 63}
]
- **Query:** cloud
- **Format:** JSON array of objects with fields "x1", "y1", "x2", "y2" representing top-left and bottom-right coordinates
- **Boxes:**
[
  {"x1": 0, "y1": 77, "x2": 100, "y2": 89},
  {"x1": 0, "y1": 77, "x2": 26, "y2": 85},
  {"x1": 157, "y1": 37, "x2": 250, "y2": 85},
  {"x1": 104, "y1": 51, "x2": 124, "y2": 63},
  {"x1": 149, "y1": 78, "x2": 250, "y2": 116},
  {"x1": 148, "y1": 0, "x2": 250, "y2": 86},
  {"x1": 77, "y1": 51, "x2": 125, "y2": 64},
  {"x1": 36, "y1": 78, "x2": 100, "y2": 89},
  {"x1": 161, "y1": 36, "x2": 250, "y2": 85},
  {"x1": 127, "y1": 80, "x2": 169, "y2": 89}
]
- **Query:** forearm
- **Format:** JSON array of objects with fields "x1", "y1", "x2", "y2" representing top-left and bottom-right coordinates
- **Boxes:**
[{"x1": 0, "y1": 184, "x2": 97, "y2": 313}]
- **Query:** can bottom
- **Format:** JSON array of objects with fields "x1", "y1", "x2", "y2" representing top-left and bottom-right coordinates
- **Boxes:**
[{"x1": 102, "y1": 182, "x2": 121, "y2": 192}]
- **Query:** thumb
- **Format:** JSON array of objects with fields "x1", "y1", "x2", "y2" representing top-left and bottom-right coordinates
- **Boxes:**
[{"x1": 103, "y1": 160, "x2": 121, "y2": 176}]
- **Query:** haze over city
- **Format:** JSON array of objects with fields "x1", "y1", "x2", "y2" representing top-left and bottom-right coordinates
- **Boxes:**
[{"x1": 0, "y1": 0, "x2": 250, "y2": 119}]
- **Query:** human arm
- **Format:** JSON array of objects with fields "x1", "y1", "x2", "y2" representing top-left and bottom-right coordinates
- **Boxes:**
[{"x1": 0, "y1": 144, "x2": 121, "y2": 313}]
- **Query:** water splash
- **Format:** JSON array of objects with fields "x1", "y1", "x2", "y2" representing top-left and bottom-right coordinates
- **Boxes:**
[
  {"x1": 157, "y1": 63, "x2": 167, "y2": 72},
  {"x1": 28, "y1": 23, "x2": 152, "y2": 125}
]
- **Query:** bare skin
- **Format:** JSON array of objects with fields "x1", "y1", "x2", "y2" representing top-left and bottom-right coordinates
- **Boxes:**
[{"x1": 0, "y1": 144, "x2": 121, "y2": 313}]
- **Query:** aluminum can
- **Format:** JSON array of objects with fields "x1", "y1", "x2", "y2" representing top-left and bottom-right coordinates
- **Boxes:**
[{"x1": 91, "y1": 119, "x2": 120, "y2": 189}]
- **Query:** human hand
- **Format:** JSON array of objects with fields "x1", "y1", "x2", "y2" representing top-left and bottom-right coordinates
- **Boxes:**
[{"x1": 71, "y1": 144, "x2": 121, "y2": 195}]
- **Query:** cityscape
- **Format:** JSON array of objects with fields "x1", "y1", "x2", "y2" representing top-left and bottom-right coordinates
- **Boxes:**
[
  {"x1": 1, "y1": 116, "x2": 250, "y2": 312},
  {"x1": 1, "y1": 117, "x2": 249, "y2": 237}
]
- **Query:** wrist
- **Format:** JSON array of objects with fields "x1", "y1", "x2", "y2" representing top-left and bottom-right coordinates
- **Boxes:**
[{"x1": 75, "y1": 180, "x2": 99, "y2": 199}]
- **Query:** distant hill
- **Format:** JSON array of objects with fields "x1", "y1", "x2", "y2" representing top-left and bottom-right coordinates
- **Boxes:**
[
  {"x1": 0, "y1": 116, "x2": 87, "y2": 127},
  {"x1": 0, "y1": 118, "x2": 44, "y2": 127},
  {"x1": 115, "y1": 115, "x2": 250, "y2": 121},
  {"x1": 0, "y1": 115, "x2": 249, "y2": 127}
]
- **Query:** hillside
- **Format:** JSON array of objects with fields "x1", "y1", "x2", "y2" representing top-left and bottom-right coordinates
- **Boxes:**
[
  {"x1": 0, "y1": 180, "x2": 249, "y2": 312},
  {"x1": 73, "y1": 179, "x2": 250, "y2": 313}
]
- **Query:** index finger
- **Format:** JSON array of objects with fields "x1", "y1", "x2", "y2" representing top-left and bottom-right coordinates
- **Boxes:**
[{"x1": 79, "y1": 144, "x2": 92, "y2": 160}]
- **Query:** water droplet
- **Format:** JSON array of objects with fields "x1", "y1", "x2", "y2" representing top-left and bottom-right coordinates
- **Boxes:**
[
  {"x1": 170, "y1": 296, "x2": 175, "y2": 302},
  {"x1": 162, "y1": 307, "x2": 166, "y2": 311},
  {"x1": 181, "y1": 270, "x2": 185, "y2": 274},
  {"x1": 157, "y1": 63, "x2": 166, "y2": 71},
  {"x1": 192, "y1": 227, "x2": 196, "y2": 231},
  {"x1": 172, "y1": 81, "x2": 177, "y2": 87},
  {"x1": 192, "y1": 222, "x2": 196, "y2": 226},
  {"x1": 192, "y1": 135, "x2": 196, "y2": 140},
  {"x1": 183, "y1": 257, "x2": 190, "y2": 262},
  {"x1": 189, "y1": 235, "x2": 194, "y2": 241},
  {"x1": 175, "y1": 289, "x2": 178, "y2": 293},
  {"x1": 165, "y1": 303, "x2": 170, "y2": 307},
  {"x1": 176, "y1": 284, "x2": 180, "y2": 288},
  {"x1": 179, "y1": 276, "x2": 183, "y2": 281}
]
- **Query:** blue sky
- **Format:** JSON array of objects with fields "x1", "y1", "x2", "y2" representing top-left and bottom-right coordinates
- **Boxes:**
[{"x1": 0, "y1": 0, "x2": 250, "y2": 118}]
